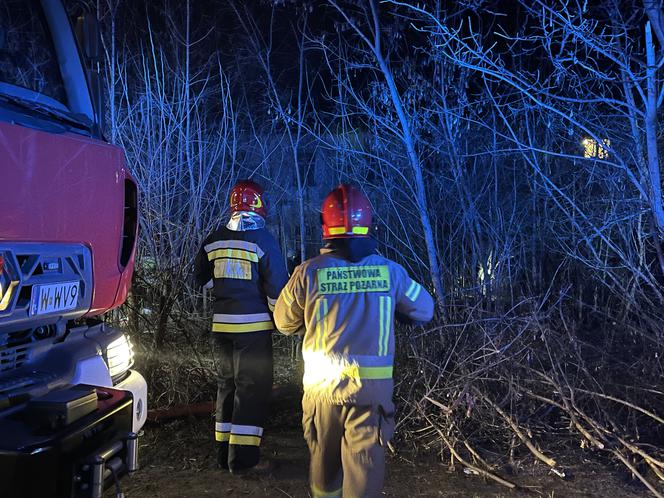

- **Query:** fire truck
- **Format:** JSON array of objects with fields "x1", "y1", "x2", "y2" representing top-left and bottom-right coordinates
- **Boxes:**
[{"x1": 0, "y1": 1, "x2": 147, "y2": 496}]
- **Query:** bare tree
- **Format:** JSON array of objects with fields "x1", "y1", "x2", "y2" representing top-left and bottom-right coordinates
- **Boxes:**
[{"x1": 321, "y1": 0, "x2": 446, "y2": 309}]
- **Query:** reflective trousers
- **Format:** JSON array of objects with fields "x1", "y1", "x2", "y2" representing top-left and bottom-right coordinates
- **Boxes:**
[
  {"x1": 302, "y1": 397, "x2": 395, "y2": 498},
  {"x1": 214, "y1": 331, "x2": 273, "y2": 471}
]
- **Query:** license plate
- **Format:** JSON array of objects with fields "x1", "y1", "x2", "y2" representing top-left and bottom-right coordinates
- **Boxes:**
[{"x1": 30, "y1": 281, "x2": 80, "y2": 315}]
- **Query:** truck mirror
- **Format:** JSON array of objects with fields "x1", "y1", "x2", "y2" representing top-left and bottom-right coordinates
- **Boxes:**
[{"x1": 75, "y1": 13, "x2": 100, "y2": 60}]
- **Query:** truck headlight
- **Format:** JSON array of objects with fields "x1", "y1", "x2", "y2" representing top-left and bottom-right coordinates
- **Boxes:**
[{"x1": 105, "y1": 334, "x2": 134, "y2": 379}]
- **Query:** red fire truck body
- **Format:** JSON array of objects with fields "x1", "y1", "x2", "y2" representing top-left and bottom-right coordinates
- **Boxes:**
[
  {"x1": 0, "y1": 1, "x2": 147, "y2": 496},
  {"x1": 0, "y1": 121, "x2": 135, "y2": 315}
]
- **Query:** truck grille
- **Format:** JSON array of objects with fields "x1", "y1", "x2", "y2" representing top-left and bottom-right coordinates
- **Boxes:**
[
  {"x1": 0, "y1": 325, "x2": 58, "y2": 373},
  {"x1": 0, "y1": 343, "x2": 29, "y2": 372},
  {"x1": 0, "y1": 243, "x2": 93, "y2": 370}
]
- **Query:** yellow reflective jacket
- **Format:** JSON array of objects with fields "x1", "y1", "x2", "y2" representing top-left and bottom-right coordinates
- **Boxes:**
[{"x1": 274, "y1": 247, "x2": 434, "y2": 405}]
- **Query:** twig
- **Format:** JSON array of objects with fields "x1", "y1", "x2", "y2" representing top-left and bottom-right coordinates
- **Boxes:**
[
  {"x1": 575, "y1": 388, "x2": 664, "y2": 426},
  {"x1": 463, "y1": 439, "x2": 493, "y2": 470}
]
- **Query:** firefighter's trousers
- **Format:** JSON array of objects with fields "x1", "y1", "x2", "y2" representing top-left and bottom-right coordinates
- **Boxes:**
[
  {"x1": 302, "y1": 397, "x2": 395, "y2": 498},
  {"x1": 214, "y1": 331, "x2": 273, "y2": 471}
]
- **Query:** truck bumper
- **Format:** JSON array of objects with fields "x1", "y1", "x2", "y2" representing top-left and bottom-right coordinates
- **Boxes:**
[
  {"x1": 115, "y1": 369, "x2": 148, "y2": 432},
  {"x1": 0, "y1": 386, "x2": 137, "y2": 498}
]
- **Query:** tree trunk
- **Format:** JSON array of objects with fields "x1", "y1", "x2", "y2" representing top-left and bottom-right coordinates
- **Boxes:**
[
  {"x1": 295, "y1": 20, "x2": 307, "y2": 264},
  {"x1": 154, "y1": 278, "x2": 173, "y2": 349},
  {"x1": 644, "y1": 21, "x2": 664, "y2": 273},
  {"x1": 374, "y1": 49, "x2": 446, "y2": 310}
]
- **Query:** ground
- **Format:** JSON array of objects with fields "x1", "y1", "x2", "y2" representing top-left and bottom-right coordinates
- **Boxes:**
[{"x1": 111, "y1": 386, "x2": 651, "y2": 498}]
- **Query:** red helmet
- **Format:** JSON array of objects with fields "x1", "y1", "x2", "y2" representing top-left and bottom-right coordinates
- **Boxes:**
[
  {"x1": 321, "y1": 184, "x2": 372, "y2": 239},
  {"x1": 230, "y1": 179, "x2": 266, "y2": 218}
]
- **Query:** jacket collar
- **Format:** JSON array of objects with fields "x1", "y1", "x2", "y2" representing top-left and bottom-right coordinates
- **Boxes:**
[
  {"x1": 321, "y1": 237, "x2": 378, "y2": 263},
  {"x1": 227, "y1": 211, "x2": 265, "y2": 231}
]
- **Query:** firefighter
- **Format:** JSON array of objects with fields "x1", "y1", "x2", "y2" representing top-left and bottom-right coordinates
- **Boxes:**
[
  {"x1": 274, "y1": 184, "x2": 434, "y2": 497},
  {"x1": 194, "y1": 179, "x2": 288, "y2": 474}
]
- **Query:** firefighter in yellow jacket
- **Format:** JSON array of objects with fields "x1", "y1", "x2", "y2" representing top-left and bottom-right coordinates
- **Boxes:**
[{"x1": 274, "y1": 184, "x2": 434, "y2": 497}]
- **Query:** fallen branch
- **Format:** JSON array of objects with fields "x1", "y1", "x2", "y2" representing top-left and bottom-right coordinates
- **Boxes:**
[
  {"x1": 616, "y1": 436, "x2": 664, "y2": 482},
  {"x1": 612, "y1": 449, "x2": 664, "y2": 498},
  {"x1": 421, "y1": 412, "x2": 516, "y2": 489},
  {"x1": 475, "y1": 388, "x2": 558, "y2": 468}
]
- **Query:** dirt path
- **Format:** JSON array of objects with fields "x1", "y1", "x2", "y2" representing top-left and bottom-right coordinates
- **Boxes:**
[{"x1": 113, "y1": 391, "x2": 649, "y2": 498}]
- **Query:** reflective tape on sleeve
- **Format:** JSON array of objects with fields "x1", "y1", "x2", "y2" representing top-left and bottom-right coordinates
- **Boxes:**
[
  {"x1": 405, "y1": 280, "x2": 422, "y2": 302},
  {"x1": 282, "y1": 287, "x2": 295, "y2": 306}
]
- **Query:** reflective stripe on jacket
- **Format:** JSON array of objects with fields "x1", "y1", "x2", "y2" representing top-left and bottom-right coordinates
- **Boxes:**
[
  {"x1": 195, "y1": 225, "x2": 288, "y2": 333},
  {"x1": 274, "y1": 249, "x2": 434, "y2": 404}
]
